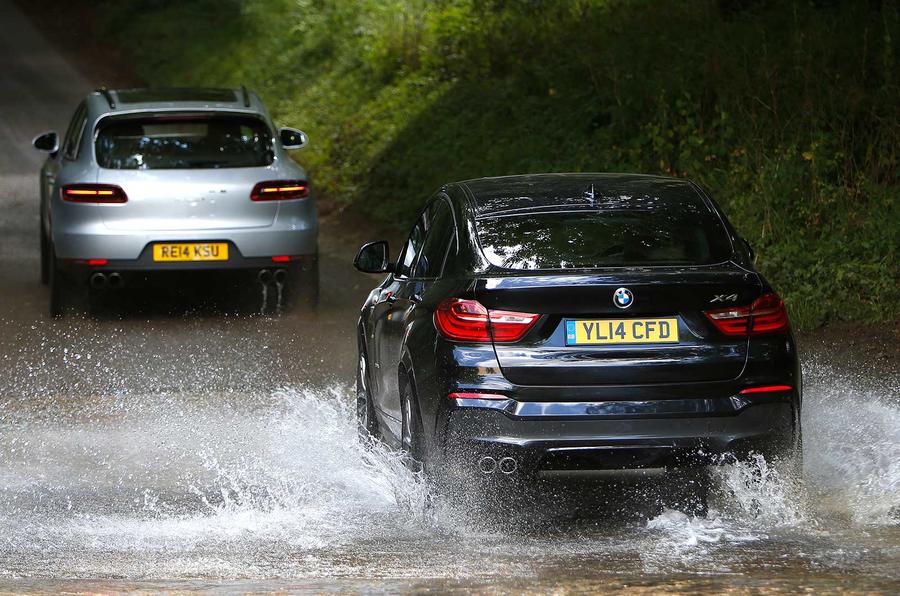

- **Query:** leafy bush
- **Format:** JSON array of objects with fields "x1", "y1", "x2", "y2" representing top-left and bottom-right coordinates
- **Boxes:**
[{"x1": 98, "y1": 0, "x2": 899, "y2": 329}]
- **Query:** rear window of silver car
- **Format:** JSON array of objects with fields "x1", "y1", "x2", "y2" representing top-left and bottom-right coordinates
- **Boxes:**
[
  {"x1": 475, "y1": 196, "x2": 734, "y2": 269},
  {"x1": 95, "y1": 114, "x2": 274, "y2": 169}
]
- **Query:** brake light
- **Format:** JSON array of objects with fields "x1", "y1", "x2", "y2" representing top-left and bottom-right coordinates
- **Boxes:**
[
  {"x1": 739, "y1": 385, "x2": 793, "y2": 394},
  {"x1": 61, "y1": 184, "x2": 127, "y2": 203},
  {"x1": 250, "y1": 180, "x2": 309, "y2": 201},
  {"x1": 434, "y1": 298, "x2": 539, "y2": 343},
  {"x1": 704, "y1": 292, "x2": 789, "y2": 336}
]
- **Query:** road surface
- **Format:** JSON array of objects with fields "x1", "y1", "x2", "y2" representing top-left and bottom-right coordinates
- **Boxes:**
[{"x1": 0, "y1": 1, "x2": 898, "y2": 592}]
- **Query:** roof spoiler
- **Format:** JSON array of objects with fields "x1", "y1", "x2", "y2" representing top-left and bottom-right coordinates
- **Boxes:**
[
  {"x1": 96, "y1": 87, "x2": 116, "y2": 109},
  {"x1": 241, "y1": 85, "x2": 251, "y2": 108}
]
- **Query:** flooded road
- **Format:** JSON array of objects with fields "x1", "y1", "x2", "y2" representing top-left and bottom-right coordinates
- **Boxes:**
[{"x1": 1, "y1": 0, "x2": 898, "y2": 592}]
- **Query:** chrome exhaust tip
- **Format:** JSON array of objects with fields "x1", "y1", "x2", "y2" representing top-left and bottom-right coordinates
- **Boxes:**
[
  {"x1": 478, "y1": 456, "x2": 497, "y2": 475},
  {"x1": 273, "y1": 268, "x2": 287, "y2": 284},
  {"x1": 498, "y1": 457, "x2": 518, "y2": 475},
  {"x1": 89, "y1": 272, "x2": 108, "y2": 290},
  {"x1": 257, "y1": 269, "x2": 272, "y2": 284},
  {"x1": 108, "y1": 272, "x2": 123, "y2": 289}
]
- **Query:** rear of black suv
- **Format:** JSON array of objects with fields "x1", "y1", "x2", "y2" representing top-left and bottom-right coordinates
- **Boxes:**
[
  {"x1": 439, "y1": 175, "x2": 800, "y2": 474},
  {"x1": 356, "y1": 173, "x2": 801, "y2": 486}
]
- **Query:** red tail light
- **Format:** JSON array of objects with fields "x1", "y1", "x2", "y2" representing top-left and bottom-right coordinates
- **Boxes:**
[
  {"x1": 61, "y1": 184, "x2": 127, "y2": 203},
  {"x1": 489, "y1": 309, "x2": 542, "y2": 342},
  {"x1": 250, "y1": 180, "x2": 309, "y2": 201},
  {"x1": 704, "y1": 292, "x2": 790, "y2": 336},
  {"x1": 434, "y1": 298, "x2": 539, "y2": 343}
]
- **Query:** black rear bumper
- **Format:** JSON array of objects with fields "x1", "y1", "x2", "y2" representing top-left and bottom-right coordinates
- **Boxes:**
[{"x1": 440, "y1": 400, "x2": 795, "y2": 473}]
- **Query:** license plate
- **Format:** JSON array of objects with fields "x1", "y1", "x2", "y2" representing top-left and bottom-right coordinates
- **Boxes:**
[
  {"x1": 565, "y1": 318, "x2": 679, "y2": 345},
  {"x1": 152, "y1": 242, "x2": 229, "y2": 262}
]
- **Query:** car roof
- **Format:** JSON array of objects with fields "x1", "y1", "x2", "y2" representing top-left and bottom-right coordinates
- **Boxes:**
[
  {"x1": 457, "y1": 173, "x2": 701, "y2": 218},
  {"x1": 84, "y1": 87, "x2": 269, "y2": 120}
]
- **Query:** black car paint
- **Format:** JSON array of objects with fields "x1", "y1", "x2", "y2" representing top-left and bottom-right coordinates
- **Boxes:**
[{"x1": 356, "y1": 174, "x2": 801, "y2": 474}]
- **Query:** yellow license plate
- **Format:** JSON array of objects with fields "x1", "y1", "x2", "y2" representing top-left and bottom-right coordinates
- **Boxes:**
[
  {"x1": 565, "y1": 318, "x2": 679, "y2": 345},
  {"x1": 152, "y1": 242, "x2": 229, "y2": 262}
]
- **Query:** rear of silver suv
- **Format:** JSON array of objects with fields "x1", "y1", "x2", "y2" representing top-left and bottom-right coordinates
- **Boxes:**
[{"x1": 32, "y1": 87, "x2": 316, "y2": 317}]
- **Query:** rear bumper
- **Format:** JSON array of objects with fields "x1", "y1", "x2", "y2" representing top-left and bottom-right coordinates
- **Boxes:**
[
  {"x1": 52, "y1": 221, "x2": 318, "y2": 262},
  {"x1": 439, "y1": 399, "x2": 795, "y2": 473},
  {"x1": 58, "y1": 241, "x2": 317, "y2": 273}
]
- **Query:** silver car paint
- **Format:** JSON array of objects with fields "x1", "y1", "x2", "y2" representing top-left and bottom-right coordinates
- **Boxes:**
[{"x1": 39, "y1": 89, "x2": 317, "y2": 262}]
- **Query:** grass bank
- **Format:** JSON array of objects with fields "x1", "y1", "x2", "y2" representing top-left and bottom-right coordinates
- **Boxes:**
[{"x1": 95, "y1": 0, "x2": 898, "y2": 330}]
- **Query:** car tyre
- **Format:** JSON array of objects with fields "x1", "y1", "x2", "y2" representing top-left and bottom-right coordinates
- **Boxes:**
[
  {"x1": 271, "y1": 259, "x2": 318, "y2": 314},
  {"x1": 40, "y1": 223, "x2": 49, "y2": 285},
  {"x1": 399, "y1": 375, "x2": 427, "y2": 474},
  {"x1": 294, "y1": 256, "x2": 320, "y2": 310},
  {"x1": 665, "y1": 467, "x2": 710, "y2": 516},
  {"x1": 48, "y1": 245, "x2": 65, "y2": 318},
  {"x1": 357, "y1": 344, "x2": 379, "y2": 443}
]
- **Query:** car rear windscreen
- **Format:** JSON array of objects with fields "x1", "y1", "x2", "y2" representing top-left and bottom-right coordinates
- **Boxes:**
[
  {"x1": 95, "y1": 114, "x2": 274, "y2": 169},
  {"x1": 476, "y1": 195, "x2": 733, "y2": 269}
]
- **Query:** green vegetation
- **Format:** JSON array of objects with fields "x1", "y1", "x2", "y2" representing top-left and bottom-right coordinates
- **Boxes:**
[{"x1": 97, "y1": 0, "x2": 898, "y2": 329}]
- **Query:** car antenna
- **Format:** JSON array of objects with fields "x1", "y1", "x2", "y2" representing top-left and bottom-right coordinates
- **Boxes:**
[
  {"x1": 96, "y1": 86, "x2": 116, "y2": 109},
  {"x1": 241, "y1": 85, "x2": 251, "y2": 108}
]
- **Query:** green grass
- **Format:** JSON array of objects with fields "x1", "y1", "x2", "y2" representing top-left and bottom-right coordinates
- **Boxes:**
[{"x1": 97, "y1": 0, "x2": 899, "y2": 330}]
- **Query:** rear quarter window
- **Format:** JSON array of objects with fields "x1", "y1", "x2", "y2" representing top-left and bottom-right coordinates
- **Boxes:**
[{"x1": 476, "y1": 193, "x2": 733, "y2": 270}]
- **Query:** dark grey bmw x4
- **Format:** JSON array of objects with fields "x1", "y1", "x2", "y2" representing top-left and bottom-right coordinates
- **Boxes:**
[{"x1": 354, "y1": 173, "x2": 801, "y2": 498}]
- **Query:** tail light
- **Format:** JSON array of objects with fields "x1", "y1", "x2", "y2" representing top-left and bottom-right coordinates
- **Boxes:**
[
  {"x1": 704, "y1": 292, "x2": 790, "y2": 336},
  {"x1": 61, "y1": 184, "x2": 127, "y2": 203},
  {"x1": 434, "y1": 298, "x2": 539, "y2": 343},
  {"x1": 250, "y1": 180, "x2": 309, "y2": 201}
]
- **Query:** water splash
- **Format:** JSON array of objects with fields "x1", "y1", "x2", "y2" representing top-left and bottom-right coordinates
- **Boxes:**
[
  {"x1": 0, "y1": 346, "x2": 896, "y2": 581},
  {"x1": 802, "y1": 361, "x2": 900, "y2": 525},
  {"x1": 0, "y1": 385, "x2": 432, "y2": 577}
]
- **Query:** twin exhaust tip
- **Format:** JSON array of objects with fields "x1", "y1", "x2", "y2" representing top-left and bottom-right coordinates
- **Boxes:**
[
  {"x1": 478, "y1": 456, "x2": 518, "y2": 475},
  {"x1": 257, "y1": 269, "x2": 287, "y2": 284},
  {"x1": 89, "y1": 269, "x2": 286, "y2": 290},
  {"x1": 90, "y1": 272, "x2": 123, "y2": 290}
]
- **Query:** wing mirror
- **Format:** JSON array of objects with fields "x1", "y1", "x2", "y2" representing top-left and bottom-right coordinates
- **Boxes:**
[
  {"x1": 354, "y1": 241, "x2": 393, "y2": 273},
  {"x1": 279, "y1": 127, "x2": 308, "y2": 150},
  {"x1": 32, "y1": 131, "x2": 59, "y2": 154}
]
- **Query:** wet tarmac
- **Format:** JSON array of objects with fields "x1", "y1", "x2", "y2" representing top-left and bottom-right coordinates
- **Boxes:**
[{"x1": 0, "y1": 1, "x2": 898, "y2": 593}]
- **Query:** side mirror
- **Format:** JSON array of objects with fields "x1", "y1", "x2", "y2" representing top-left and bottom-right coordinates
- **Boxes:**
[
  {"x1": 354, "y1": 241, "x2": 392, "y2": 274},
  {"x1": 32, "y1": 131, "x2": 59, "y2": 154},
  {"x1": 741, "y1": 237, "x2": 755, "y2": 262},
  {"x1": 279, "y1": 127, "x2": 308, "y2": 150}
]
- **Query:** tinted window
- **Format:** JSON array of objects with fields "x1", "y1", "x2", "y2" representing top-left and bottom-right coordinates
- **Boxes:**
[
  {"x1": 414, "y1": 199, "x2": 455, "y2": 278},
  {"x1": 95, "y1": 114, "x2": 273, "y2": 169},
  {"x1": 396, "y1": 217, "x2": 426, "y2": 278},
  {"x1": 476, "y1": 196, "x2": 733, "y2": 269},
  {"x1": 62, "y1": 102, "x2": 87, "y2": 160}
]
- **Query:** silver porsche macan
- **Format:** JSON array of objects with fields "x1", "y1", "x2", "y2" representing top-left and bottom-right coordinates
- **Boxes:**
[{"x1": 32, "y1": 87, "x2": 317, "y2": 317}]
